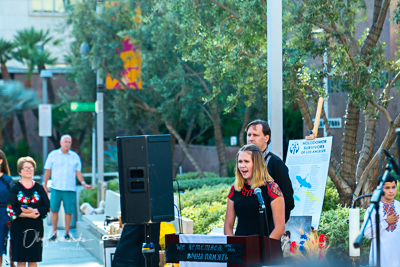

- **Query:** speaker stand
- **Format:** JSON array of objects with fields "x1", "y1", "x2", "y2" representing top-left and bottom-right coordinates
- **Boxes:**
[{"x1": 142, "y1": 224, "x2": 155, "y2": 267}]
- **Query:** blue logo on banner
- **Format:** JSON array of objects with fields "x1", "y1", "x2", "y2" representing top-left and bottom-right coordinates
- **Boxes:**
[{"x1": 290, "y1": 142, "x2": 299, "y2": 154}]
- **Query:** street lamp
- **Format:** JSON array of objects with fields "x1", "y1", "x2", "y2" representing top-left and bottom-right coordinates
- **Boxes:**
[
  {"x1": 79, "y1": 40, "x2": 106, "y2": 203},
  {"x1": 267, "y1": 0, "x2": 283, "y2": 159},
  {"x1": 39, "y1": 69, "x2": 53, "y2": 182}
]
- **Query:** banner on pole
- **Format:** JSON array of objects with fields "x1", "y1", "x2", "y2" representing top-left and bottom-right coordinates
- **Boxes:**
[
  {"x1": 38, "y1": 104, "x2": 52, "y2": 137},
  {"x1": 106, "y1": 36, "x2": 142, "y2": 90},
  {"x1": 285, "y1": 136, "x2": 333, "y2": 229}
]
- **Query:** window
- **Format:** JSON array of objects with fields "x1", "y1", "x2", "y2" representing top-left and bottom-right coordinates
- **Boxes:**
[{"x1": 31, "y1": 0, "x2": 77, "y2": 13}]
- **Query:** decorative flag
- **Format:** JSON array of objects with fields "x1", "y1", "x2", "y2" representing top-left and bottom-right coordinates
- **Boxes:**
[{"x1": 106, "y1": 36, "x2": 142, "y2": 90}]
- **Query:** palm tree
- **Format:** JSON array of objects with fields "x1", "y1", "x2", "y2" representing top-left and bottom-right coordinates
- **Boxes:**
[
  {"x1": 13, "y1": 27, "x2": 58, "y2": 88},
  {"x1": 0, "y1": 38, "x2": 14, "y2": 81},
  {"x1": 13, "y1": 27, "x2": 58, "y2": 147},
  {"x1": 0, "y1": 81, "x2": 39, "y2": 149}
]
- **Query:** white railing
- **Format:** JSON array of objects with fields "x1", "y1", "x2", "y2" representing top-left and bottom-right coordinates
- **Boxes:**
[
  {"x1": 12, "y1": 172, "x2": 119, "y2": 183},
  {"x1": 82, "y1": 172, "x2": 119, "y2": 178}
]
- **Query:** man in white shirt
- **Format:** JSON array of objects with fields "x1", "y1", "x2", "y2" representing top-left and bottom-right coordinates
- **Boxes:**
[{"x1": 44, "y1": 134, "x2": 93, "y2": 240}]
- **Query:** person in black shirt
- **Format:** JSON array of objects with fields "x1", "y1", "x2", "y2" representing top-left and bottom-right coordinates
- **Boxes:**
[
  {"x1": 246, "y1": 119, "x2": 294, "y2": 222},
  {"x1": 224, "y1": 144, "x2": 285, "y2": 239}
]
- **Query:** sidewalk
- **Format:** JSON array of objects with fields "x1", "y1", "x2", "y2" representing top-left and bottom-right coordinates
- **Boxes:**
[
  {"x1": 40, "y1": 221, "x2": 103, "y2": 266},
  {"x1": 2, "y1": 220, "x2": 103, "y2": 267}
]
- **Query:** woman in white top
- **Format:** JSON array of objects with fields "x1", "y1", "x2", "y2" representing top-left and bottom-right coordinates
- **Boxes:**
[{"x1": 364, "y1": 174, "x2": 400, "y2": 267}]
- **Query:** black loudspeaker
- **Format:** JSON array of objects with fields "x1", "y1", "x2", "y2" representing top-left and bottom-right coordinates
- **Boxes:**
[{"x1": 117, "y1": 135, "x2": 174, "y2": 224}]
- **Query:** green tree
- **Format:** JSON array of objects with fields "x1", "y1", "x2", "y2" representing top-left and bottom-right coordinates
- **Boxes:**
[
  {"x1": 161, "y1": 0, "x2": 399, "y2": 205},
  {"x1": 0, "y1": 38, "x2": 14, "y2": 81},
  {"x1": 13, "y1": 27, "x2": 58, "y2": 89},
  {"x1": 12, "y1": 27, "x2": 59, "y2": 148},
  {"x1": 0, "y1": 81, "x2": 39, "y2": 149},
  {"x1": 0, "y1": 38, "x2": 16, "y2": 145},
  {"x1": 284, "y1": 0, "x2": 399, "y2": 205},
  {"x1": 65, "y1": 0, "x2": 239, "y2": 177}
]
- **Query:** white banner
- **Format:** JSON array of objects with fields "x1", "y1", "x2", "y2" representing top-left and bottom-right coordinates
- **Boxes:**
[
  {"x1": 179, "y1": 234, "x2": 227, "y2": 267},
  {"x1": 38, "y1": 104, "x2": 52, "y2": 137},
  {"x1": 285, "y1": 137, "x2": 333, "y2": 229}
]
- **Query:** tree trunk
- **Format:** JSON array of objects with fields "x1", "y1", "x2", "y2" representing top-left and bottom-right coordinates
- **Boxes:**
[
  {"x1": 1, "y1": 63, "x2": 11, "y2": 80},
  {"x1": 340, "y1": 100, "x2": 360, "y2": 197},
  {"x1": 149, "y1": 121, "x2": 160, "y2": 135},
  {"x1": 24, "y1": 78, "x2": 32, "y2": 88},
  {"x1": 16, "y1": 112, "x2": 30, "y2": 150},
  {"x1": 211, "y1": 107, "x2": 227, "y2": 177},
  {"x1": 49, "y1": 135, "x2": 60, "y2": 149},
  {"x1": 297, "y1": 91, "x2": 355, "y2": 205},
  {"x1": 239, "y1": 106, "x2": 250, "y2": 147},
  {"x1": 360, "y1": 0, "x2": 390, "y2": 63},
  {"x1": 164, "y1": 119, "x2": 205, "y2": 178},
  {"x1": 38, "y1": 65, "x2": 56, "y2": 103},
  {"x1": 353, "y1": 114, "x2": 400, "y2": 202},
  {"x1": 174, "y1": 117, "x2": 195, "y2": 176},
  {"x1": 71, "y1": 135, "x2": 82, "y2": 155},
  {"x1": 355, "y1": 109, "x2": 377, "y2": 183},
  {"x1": 3, "y1": 119, "x2": 15, "y2": 145},
  {"x1": 179, "y1": 61, "x2": 227, "y2": 176},
  {"x1": 0, "y1": 126, "x2": 3, "y2": 150},
  {"x1": 297, "y1": 91, "x2": 314, "y2": 131},
  {"x1": 171, "y1": 134, "x2": 176, "y2": 178},
  {"x1": 328, "y1": 155, "x2": 353, "y2": 206}
]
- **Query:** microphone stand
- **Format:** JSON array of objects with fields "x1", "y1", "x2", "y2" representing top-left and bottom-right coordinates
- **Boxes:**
[
  {"x1": 142, "y1": 223, "x2": 155, "y2": 267},
  {"x1": 258, "y1": 202, "x2": 272, "y2": 266},
  {"x1": 353, "y1": 162, "x2": 393, "y2": 267}
]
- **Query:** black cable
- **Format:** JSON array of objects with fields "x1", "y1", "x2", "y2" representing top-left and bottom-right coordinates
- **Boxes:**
[
  {"x1": 173, "y1": 179, "x2": 183, "y2": 234},
  {"x1": 352, "y1": 194, "x2": 372, "y2": 208},
  {"x1": 174, "y1": 204, "x2": 181, "y2": 234},
  {"x1": 379, "y1": 148, "x2": 383, "y2": 175}
]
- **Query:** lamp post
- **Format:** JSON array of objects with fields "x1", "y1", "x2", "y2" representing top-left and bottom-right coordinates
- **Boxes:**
[
  {"x1": 39, "y1": 69, "x2": 53, "y2": 181},
  {"x1": 96, "y1": 63, "x2": 106, "y2": 203},
  {"x1": 79, "y1": 0, "x2": 106, "y2": 203},
  {"x1": 79, "y1": 42, "x2": 97, "y2": 188},
  {"x1": 267, "y1": 0, "x2": 283, "y2": 158},
  {"x1": 96, "y1": 0, "x2": 106, "y2": 204}
]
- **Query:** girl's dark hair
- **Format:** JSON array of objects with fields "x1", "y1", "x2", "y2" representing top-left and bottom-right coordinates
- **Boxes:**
[{"x1": 0, "y1": 150, "x2": 10, "y2": 175}]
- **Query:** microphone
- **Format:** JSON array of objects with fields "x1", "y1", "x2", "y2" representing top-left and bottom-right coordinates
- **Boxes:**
[
  {"x1": 382, "y1": 149, "x2": 400, "y2": 176},
  {"x1": 254, "y1": 188, "x2": 265, "y2": 206}
]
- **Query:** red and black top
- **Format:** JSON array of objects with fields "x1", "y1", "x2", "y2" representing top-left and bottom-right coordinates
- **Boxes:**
[{"x1": 228, "y1": 181, "x2": 283, "y2": 236}]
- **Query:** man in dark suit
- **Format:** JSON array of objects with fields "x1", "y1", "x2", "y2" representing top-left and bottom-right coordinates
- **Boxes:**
[{"x1": 246, "y1": 119, "x2": 294, "y2": 222}]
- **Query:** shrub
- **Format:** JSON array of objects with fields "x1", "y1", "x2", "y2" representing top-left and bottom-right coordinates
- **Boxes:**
[
  {"x1": 174, "y1": 176, "x2": 372, "y2": 265},
  {"x1": 180, "y1": 184, "x2": 230, "y2": 207},
  {"x1": 322, "y1": 177, "x2": 340, "y2": 212},
  {"x1": 178, "y1": 183, "x2": 230, "y2": 234},
  {"x1": 182, "y1": 201, "x2": 226, "y2": 234},
  {"x1": 108, "y1": 178, "x2": 119, "y2": 192},
  {"x1": 3, "y1": 139, "x2": 43, "y2": 175},
  {"x1": 174, "y1": 177, "x2": 234, "y2": 191},
  {"x1": 226, "y1": 159, "x2": 236, "y2": 178},
  {"x1": 79, "y1": 185, "x2": 98, "y2": 207},
  {"x1": 79, "y1": 178, "x2": 119, "y2": 207},
  {"x1": 176, "y1": 172, "x2": 219, "y2": 180},
  {"x1": 318, "y1": 205, "x2": 370, "y2": 265}
]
